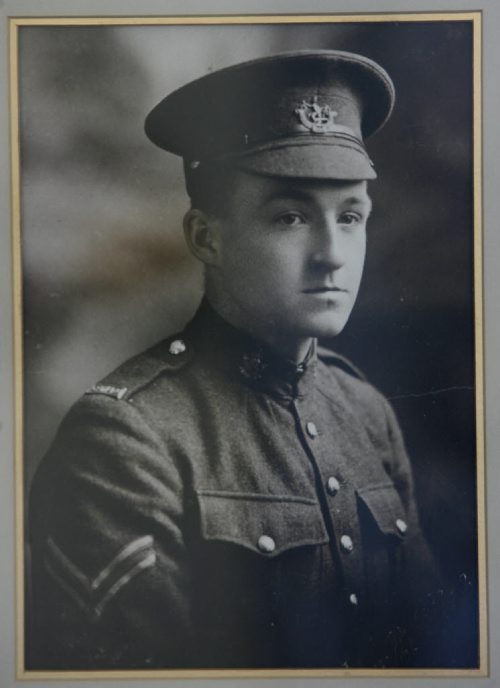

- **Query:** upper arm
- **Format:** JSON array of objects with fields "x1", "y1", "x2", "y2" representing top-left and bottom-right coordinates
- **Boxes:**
[{"x1": 28, "y1": 395, "x2": 193, "y2": 669}]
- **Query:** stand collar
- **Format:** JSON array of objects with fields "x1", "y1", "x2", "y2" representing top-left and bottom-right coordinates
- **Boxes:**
[{"x1": 184, "y1": 299, "x2": 317, "y2": 400}]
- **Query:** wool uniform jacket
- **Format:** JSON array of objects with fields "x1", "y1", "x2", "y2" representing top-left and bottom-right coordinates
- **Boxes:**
[{"x1": 27, "y1": 300, "x2": 438, "y2": 670}]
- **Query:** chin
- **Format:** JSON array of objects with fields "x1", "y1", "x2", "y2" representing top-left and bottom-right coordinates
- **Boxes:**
[{"x1": 297, "y1": 313, "x2": 350, "y2": 340}]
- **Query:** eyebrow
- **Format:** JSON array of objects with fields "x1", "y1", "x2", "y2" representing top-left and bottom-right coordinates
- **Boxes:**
[
  {"x1": 263, "y1": 189, "x2": 373, "y2": 213},
  {"x1": 342, "y1": 196, "x2": 373, "y2": 213}
]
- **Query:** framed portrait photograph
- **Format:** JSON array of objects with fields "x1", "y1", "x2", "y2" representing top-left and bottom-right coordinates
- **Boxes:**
[{"x1": 3, "y1": 5, "x2": 493, "y2": 685}]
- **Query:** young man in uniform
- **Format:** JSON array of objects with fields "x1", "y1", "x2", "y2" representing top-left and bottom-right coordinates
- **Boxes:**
[{"x1": 28, "y1": 50, "x2": 438, "y2": 670}]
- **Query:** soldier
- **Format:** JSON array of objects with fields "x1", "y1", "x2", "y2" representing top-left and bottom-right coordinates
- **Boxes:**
[{"x1": 28, "y1": 50, "x2": 438, "y2": 670}]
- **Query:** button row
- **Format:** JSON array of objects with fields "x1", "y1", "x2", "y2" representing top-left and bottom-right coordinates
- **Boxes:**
[{"x1": 303, "y1": 421, "x2": 408, "y2": 538}]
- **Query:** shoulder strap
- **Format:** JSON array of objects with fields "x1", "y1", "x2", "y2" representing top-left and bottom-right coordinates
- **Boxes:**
[
  {"x1": 85, "y1": 335, "x2": 194, "y2": 402},
  {"x1": 317, "y1": 345, "x2": 366, "y2": 381}
]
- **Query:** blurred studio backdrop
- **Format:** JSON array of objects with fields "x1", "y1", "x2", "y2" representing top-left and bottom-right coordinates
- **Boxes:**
[{"x1": 19, "y1": 18, "x2": 478, "y2": 663}]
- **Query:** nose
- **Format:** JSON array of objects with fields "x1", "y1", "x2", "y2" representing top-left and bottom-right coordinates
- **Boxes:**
[{"x1": 310, "y1": 215, "x2": 345, "y2": 271}]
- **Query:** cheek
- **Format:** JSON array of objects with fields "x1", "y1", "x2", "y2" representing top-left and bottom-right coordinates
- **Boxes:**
[
  {"x1": 223, "y1": 236, "x2": 302, "y2": 289},
  {"x1": 356, "y1": 247, "x2": 367, "y2": 278},
  {"x1": 219, "y1": 230, "x2": 254, "y2": 269},
  {"x1": 219, "y1": 239, "x2": 270, "y2": 294},
  {"x1": 350, "y1": 235, "x2": 367, "y2": 278}
]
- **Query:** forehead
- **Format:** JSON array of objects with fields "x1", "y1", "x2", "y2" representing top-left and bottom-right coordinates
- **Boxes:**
[{"x1": 229, "y1": 170, "x2": 371, "y2": 207}]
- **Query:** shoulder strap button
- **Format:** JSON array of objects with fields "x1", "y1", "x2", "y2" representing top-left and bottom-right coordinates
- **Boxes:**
[{"x1": 169, "y1": 339, "x2": 187, "y2": 355}]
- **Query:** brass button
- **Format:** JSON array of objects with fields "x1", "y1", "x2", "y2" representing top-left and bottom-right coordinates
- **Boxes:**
[
  {"x1": 306, "y1": 421, "x2": 318, "y2": 438},
  {"x1": 349, "y1": 593, "x2": 358, "y2": 606},
  {"x1": 326, "y1": 476, "x2": 340, "y2": 496},
  {"x1": 396, "y1": 518, "x2": 408, "y2": 534},
  {"x1": 169, "y1": 339, "x2": 186, "y2": 355},
  {"x1": 340, "y1": 535, "x2": 354, "y2": 552},
  {"x1": 258, "y1": 535, "x2": 276, "y2": 554}
]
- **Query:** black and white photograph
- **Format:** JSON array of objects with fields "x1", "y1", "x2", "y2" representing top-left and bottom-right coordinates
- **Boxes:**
[{"x1": 13, "y1": 13, "x2": 484, "y2": 677}]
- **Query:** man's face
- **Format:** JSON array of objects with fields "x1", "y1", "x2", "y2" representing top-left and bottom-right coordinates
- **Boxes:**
[{"x1": 207, "y1": 170, "x2": 371, "y2": 353}]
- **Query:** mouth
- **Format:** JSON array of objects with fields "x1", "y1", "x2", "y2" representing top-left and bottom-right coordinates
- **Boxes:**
[{"x1": 302, "y1": 286, "x2": 348, "y2": 294}]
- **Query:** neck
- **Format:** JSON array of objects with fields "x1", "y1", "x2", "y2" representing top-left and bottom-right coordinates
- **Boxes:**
[{"x1": 205, "y1": 295, "x2": 314, "y2": 364}]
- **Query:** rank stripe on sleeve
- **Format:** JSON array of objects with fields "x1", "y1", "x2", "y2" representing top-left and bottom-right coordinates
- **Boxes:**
[
  {"x1": 44, "y1": 535, "x2": 156, "y2": 618},
  {"x1": 94, "y1": 551, "x2": 157, "y2": 616}
]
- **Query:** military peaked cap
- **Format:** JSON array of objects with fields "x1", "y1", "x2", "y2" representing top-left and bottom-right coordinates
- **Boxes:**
[{"x1": 145, "y1": 49, "x2": 395, "y2": 181}]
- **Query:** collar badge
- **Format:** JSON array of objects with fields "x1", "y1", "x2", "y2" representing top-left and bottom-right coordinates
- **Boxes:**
[{"x1": 239, "y1": 349, "x2": 267, "y2": 381}]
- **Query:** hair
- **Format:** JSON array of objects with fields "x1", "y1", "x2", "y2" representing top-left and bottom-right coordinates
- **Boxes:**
[{"x1": 184, "y1": 161, "x2": 236, "y2": 218}]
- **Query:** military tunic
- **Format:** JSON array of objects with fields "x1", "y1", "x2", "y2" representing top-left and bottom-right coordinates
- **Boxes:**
[{"x1": 27, "y1": 300, "x2": 436, "y2": 670}]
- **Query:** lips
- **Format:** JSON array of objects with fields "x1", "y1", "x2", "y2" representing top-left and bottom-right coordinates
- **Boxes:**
[{"x1": 302, "y1": 286, "x2": 347, "y2": 294}]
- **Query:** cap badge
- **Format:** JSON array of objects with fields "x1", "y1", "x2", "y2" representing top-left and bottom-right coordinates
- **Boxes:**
[{"x1": 295, "y1": 96, "x2": 354, "y2": 136}]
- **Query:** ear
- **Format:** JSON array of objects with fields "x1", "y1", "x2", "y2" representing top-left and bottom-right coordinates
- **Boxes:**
[{"x1": 183, "y1": 209, "x2": 221, "y2": 266}]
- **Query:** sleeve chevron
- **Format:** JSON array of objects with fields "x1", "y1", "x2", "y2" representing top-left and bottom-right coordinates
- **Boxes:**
[{"x1": 44, "y1": 535, "x2": 156, "y2": 619}]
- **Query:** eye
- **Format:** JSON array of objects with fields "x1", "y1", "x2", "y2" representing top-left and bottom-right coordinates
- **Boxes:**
[
  {"x1": 338, "y1": 211, "x2": 362, "y2": 226},
  {"x1": 274, "y1": 211, "x2": 307, "y2": 228}
]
